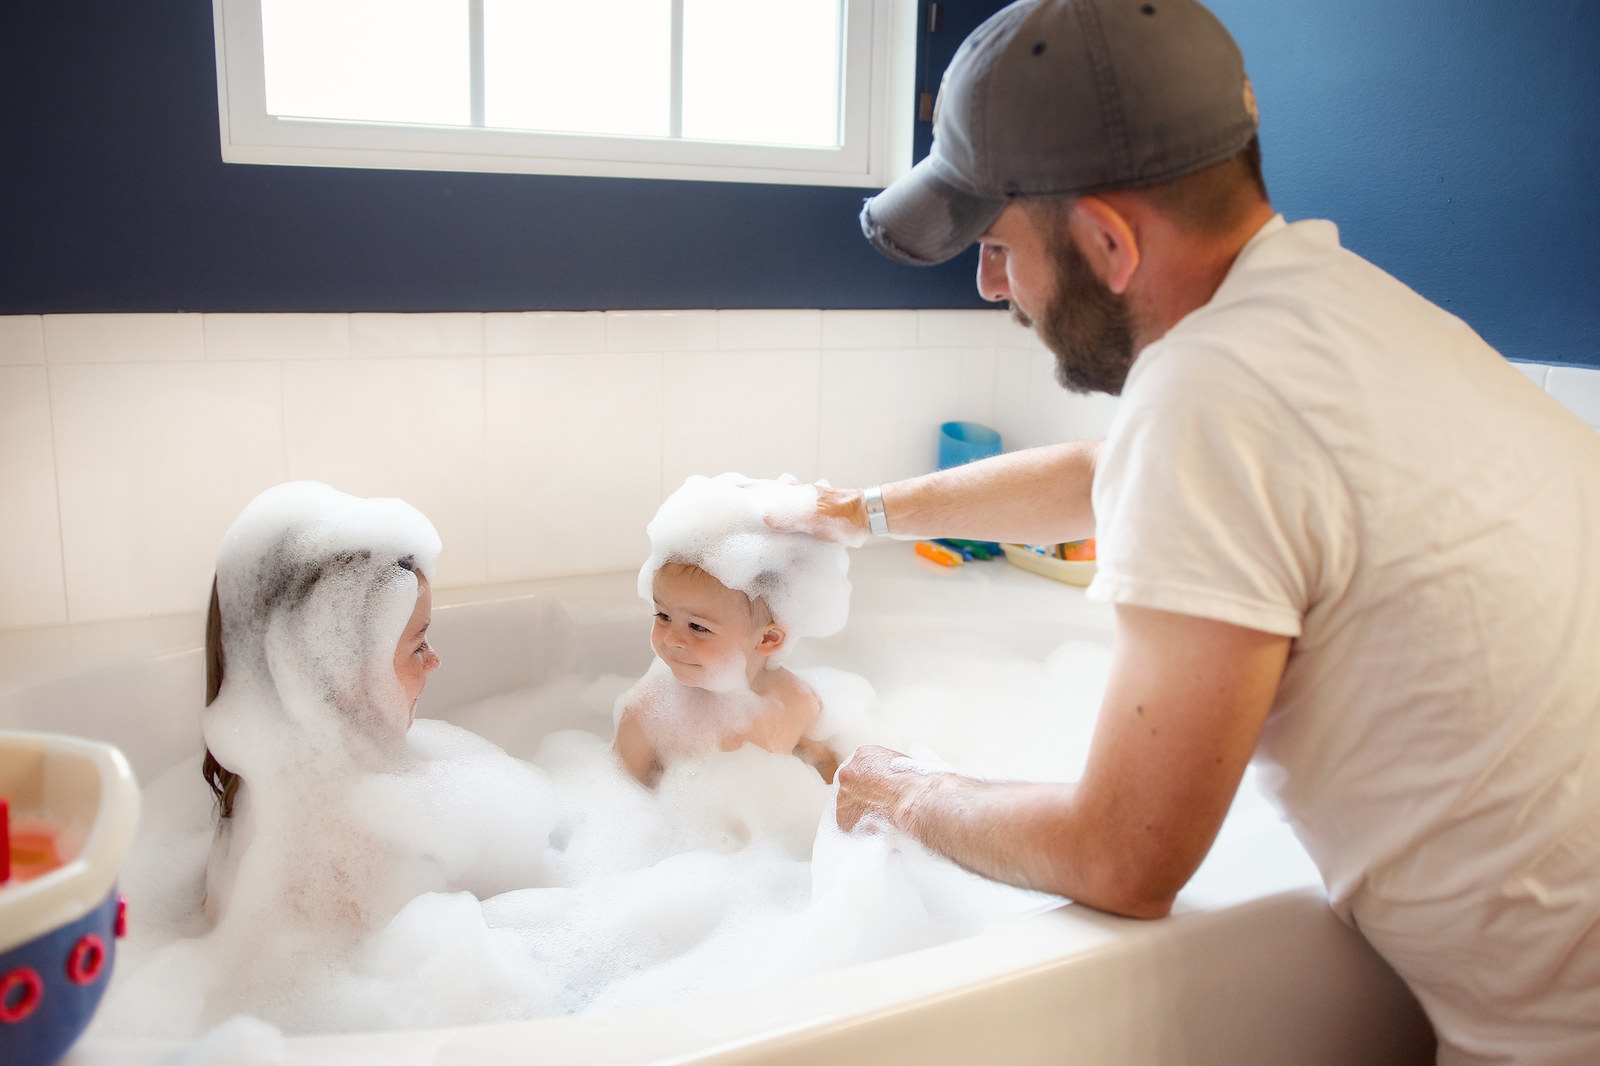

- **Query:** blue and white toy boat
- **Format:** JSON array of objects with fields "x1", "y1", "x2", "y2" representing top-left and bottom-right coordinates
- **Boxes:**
[{"x1": 0, "y1": 733, "x2": 140, "y2": 1066}]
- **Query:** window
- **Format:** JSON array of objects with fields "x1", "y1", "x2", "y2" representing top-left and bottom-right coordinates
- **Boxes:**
[{"x1": 212, "y1": 0, "x2": 917, "y2": 187}]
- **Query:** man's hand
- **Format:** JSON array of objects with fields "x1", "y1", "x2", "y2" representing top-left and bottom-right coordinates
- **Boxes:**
[
  {"x1": 760, "y1": 441, "x2": 1104, "y2": 548},
  {"x1": 831, "y1": 606, "x2": 1291, "y2": 918},
  {"x1": 762, "y1": 483, "x2": 871, "y2": 547},
  {"x1": 834, "y1": 745, "x2": 944, "y2": 832}
]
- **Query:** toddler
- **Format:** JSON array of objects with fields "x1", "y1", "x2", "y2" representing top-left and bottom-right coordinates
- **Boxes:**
[{"x1": 614, "y1": 474, "x2": 852, "y2": 786}]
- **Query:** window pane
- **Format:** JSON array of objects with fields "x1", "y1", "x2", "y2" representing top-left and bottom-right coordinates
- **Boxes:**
[
  {"x1": 682, "y1": 0, "x2": 842, "y2": 147},
  {"x1": 484, "y1": 0, "x2": 671, "y2": 138},
  {"x1": 262, "y1": 0, "x2": 469, "y2": 126}
]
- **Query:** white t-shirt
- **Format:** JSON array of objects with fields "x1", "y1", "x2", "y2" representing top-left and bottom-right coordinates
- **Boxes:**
[{"x1": 1088, "y1": 216, "x2": 1600, "y2": 1066}]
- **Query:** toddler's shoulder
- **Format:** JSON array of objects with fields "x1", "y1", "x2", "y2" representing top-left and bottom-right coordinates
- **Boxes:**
[{"x1": 767, "y1": 667, "x2": 822, "y2": 718}]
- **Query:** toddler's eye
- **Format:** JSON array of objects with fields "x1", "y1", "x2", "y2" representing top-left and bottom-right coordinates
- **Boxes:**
[
  {"x1": 414, "y1": 640, "x2": 430, "y2": 656},
  {"x1": 689, "y1": 622, "x2": 710, "y2": 634},
  {"x1": 654, "y1": 611, "x2": 669, "y2": 623}
]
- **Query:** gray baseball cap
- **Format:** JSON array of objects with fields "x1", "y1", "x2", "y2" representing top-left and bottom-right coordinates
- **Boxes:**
[{"x1": 862, "y1": 0, "x2": 1259, "y2": 266}]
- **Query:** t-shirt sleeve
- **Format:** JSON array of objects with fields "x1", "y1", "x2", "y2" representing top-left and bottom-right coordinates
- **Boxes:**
[{"x1": 1087, "y1": 342, "x2": 1349, "y2": 638}]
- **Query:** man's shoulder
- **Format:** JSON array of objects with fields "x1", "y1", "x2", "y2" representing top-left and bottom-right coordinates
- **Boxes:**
[
  {"x1": 1134, "y1": 220, "x2": 1476, "y2": 414},
  {"x1": 1195, "y1": 216, "x2": 1458, "y2": 346}
]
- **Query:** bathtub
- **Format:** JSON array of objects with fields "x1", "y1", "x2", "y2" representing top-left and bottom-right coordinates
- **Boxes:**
[{"x1": 0, "y1": 545, "x2": 1435, "y2": 1065}]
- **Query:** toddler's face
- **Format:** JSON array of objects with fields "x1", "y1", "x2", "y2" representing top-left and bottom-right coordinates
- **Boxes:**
[
  {"x1": 651, "y1": 566, "x2": 774, "y2": 692},
  {"x1": 391, "y1": 573, "x2": 441, "y2": 729}
]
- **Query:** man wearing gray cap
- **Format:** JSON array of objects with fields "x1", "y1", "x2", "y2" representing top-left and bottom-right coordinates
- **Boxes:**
[{"x1": 779, "y1": 1, "x2": 1600, "y2": 1062}]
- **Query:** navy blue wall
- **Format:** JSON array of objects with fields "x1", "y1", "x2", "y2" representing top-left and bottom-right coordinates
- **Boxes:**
[
  {"x1": 2, "y1": 1, "x2": 1596, "y2": 366},
  {"x1": 1214, "y1": 0, "x2": 1599, "y2": 368}
]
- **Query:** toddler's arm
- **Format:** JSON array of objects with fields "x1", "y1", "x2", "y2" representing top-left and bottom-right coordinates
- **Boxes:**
[
  {"x1": 765, "y1": 669, "x2": 839, "y2": 783},
  {"x1": 795, "y1": 735, "x2": 840, "y2": 784},
  {"x1": 614, "y1": 705, "x2": 662, "y2": 786}
]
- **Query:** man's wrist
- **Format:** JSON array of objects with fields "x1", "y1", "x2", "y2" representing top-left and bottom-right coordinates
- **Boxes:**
[
  {"x1": 862, "y1": 485, "x2": 890, "y2": 536},
  {"x1": 892, "y1": 769, "x2": 947, "y2": 838}
]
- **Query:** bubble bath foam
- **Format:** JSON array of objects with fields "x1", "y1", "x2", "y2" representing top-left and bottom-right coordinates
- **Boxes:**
[{"x1": 0, "y1": 546, "x2": 1435, "y2": 1066}]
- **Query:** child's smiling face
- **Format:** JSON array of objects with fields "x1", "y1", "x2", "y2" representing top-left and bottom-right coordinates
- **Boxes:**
[{"x1": 650, "y1": 565, "x2": 780, "y2": 692}]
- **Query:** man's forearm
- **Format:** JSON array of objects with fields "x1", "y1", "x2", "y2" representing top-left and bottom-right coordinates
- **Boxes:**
[
  {"x1": 879, "y1": 440, "x2": 1100, "y2": 544},
  {"x1": 845, "y1": 607, "x2": 1292, "y2": 921},
  {"x1": 894, "y1": 772, "x2": 1173, "y2": 918},
  {"x1": 897, "y1": 771, "x2": 1081, "y2": 897}
]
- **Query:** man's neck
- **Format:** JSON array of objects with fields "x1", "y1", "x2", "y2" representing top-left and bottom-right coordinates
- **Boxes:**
[{"x1": 1125, "y1": 202, "x2": 1276, "y2": 352}]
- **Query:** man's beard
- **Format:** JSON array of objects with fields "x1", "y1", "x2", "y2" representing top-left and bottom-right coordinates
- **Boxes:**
[{"x1": 1011, "y1": 234, "x2": 1137, "y2": 396}]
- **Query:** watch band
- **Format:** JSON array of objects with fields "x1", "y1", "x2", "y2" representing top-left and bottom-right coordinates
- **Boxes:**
[{"x1": 862, "y1": 485, "x2": 889, "y2": 536}]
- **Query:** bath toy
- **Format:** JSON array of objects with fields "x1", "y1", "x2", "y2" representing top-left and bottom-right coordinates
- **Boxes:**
[
  {"x1": 1000, "y1": 543, "x2": 1097, "y2": 587},
  {"x1": 940, "y1": 538, "x2": 1001, "y2": 559},
  {"x1": 915, "y1": 541, "x2": 963, "y2": 567},
  {"x1": 1061, "y1": 539, "x2": 1096, "y2": 561},
  {"x1": 0, "y1": 733, "x2": 139, "y2": 1066}
]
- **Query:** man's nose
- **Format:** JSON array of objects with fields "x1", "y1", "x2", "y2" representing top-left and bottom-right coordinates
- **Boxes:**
[{"x1": 976, "y1": 251, "x2": 1009, "y2": 303}]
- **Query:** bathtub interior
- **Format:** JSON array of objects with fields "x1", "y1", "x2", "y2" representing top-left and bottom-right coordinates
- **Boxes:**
[{"x1": 1, "y1": 545, "x2": 1433, "y2": 1064}]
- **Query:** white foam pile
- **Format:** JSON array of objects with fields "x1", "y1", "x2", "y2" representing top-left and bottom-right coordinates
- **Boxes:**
[
  {"x1": 638, "y1": 474, "x2": 852, "y2": 651},
  {"x1": 91, "y1": 477, "x2": 1114, "y2": 1043},
  {"x1": 100, "y1": 637, "x2": 1106, "y2": 1038}
]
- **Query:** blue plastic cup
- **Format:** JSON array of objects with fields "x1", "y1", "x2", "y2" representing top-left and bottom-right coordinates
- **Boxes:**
[{"x1": 938, "y1": 421, "x2": 1003, "y2": 469}]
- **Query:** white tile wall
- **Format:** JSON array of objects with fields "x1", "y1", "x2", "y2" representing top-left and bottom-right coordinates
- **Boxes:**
[
  {"x1": 1, "y1": 313, "x2": 1594, "y2": 629},
  {"x1": 1511, "y1": 362, "x2": 1549, "y2": 390},
  {"x1": 49, "y1": 360, "x2": 285, "y2": 621},
  {"x1": 994, "y1": 345, "x2": 1120, "y2": 450},
  {"x1": 717, "y1": 310, "x2": 821, "y2": 350},
  {"x1": 1547, "y1": 366, "x2": 1600, "y2": 429},
  {"x1": 485, "y1": 312, "x2": 606, "y2": 355},
  {"x1": 821, "y1": 310, "x2": 919, "y2": 350},
  {"x1": 204, "y1": 313, "x2": 349, "y2": 361},
  {"x1": 283, "y1": 358, "x2": 489, "y2": 587},
  {"x1": 0, "y1": 315, "x2": 45, "y2": 366},
  {"x1": 917, "y1": 309, "x2": 1000, "y2": 348},
  {"x1": 605, "y1": 311, "x2": 718, "y2": 353},
  {"x1": 485, "y1": 353, "x2": 663, "y2": 581},
  {"x1": 44, "y1": 313, "x2": 204, "y2": 364},
  {"x1": 350, "y1": 313, "x2": 483, "y2": 358},
  {"x1": 818, "y1": 347, "x2": 975, "y2": 486},
  {"x1": 0, "y1": 367, "x2": 67, "y2": 626},
  {"x1": 662, "y1": 349, "x2": 822, "y2": 489}
]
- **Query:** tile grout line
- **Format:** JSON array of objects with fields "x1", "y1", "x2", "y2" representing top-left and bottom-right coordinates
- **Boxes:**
[
  {"x1": 279, "y1": 357, "x2": 290, "y2": 485},
  {"x1": 815, "y1": 343, "x2": 826, "y2": 480},
  {"x1": 658, "y1": 350, "x2": 668, "y2": 506},
  {"x1": 41, "y1": 359, "x2": 72, "y2": 625},
  {"x1": 481, "y1": 353, "x2": 491, "y2": 584}
]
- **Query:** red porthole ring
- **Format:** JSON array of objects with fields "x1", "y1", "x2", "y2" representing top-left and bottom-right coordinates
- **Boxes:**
[
  {"x1": 66, "y1": 933, "x2": 107, "y2": 986},
  {"x1": 0, "y1": 967, "x2": 43, "y2": 1024}
]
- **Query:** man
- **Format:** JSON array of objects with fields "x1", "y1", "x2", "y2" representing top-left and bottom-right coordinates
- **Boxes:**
[{"x1": 778, "y1": 2, "x2": 1600, "y2": 1063}]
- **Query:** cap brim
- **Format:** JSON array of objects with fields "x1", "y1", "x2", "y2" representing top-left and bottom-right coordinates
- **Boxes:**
[{"x1": 860, "y1": 157, "x2": 1008, "y2": 267}]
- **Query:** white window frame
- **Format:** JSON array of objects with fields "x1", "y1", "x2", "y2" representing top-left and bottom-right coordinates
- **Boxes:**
[{"x1": 211, "y1": 0, "x2": 917, "y2": 188}]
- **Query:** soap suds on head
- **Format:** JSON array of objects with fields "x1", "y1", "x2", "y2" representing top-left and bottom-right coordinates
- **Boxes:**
[
  {"x1": 639, "y1": 474, "x2": 851, "y2": 659},
  {"x1": 205, "y1": 481, "x2": 443, "y2": 777}
]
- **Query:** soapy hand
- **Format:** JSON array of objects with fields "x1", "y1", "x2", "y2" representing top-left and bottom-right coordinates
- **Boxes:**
[
  {"x1": 760, "y1": 481, "x2": 871, "y2": 547},
  {"x1": 835, "y1": 744, "x2": 941, "y2": 833}
]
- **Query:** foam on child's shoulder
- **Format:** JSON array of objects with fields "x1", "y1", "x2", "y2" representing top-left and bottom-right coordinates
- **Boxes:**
[{"x1": 639, "y1": 474, "x2": 851, "y2": 652}]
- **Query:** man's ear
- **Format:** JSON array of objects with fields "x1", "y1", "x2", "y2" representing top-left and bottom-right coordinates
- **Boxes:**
[
  {"x1": 755, "y1": 623, "x2": 788, "y2": 658},
  {"x1": 1068, "y1": 196, "x2": 1140, "y2": 295}
]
